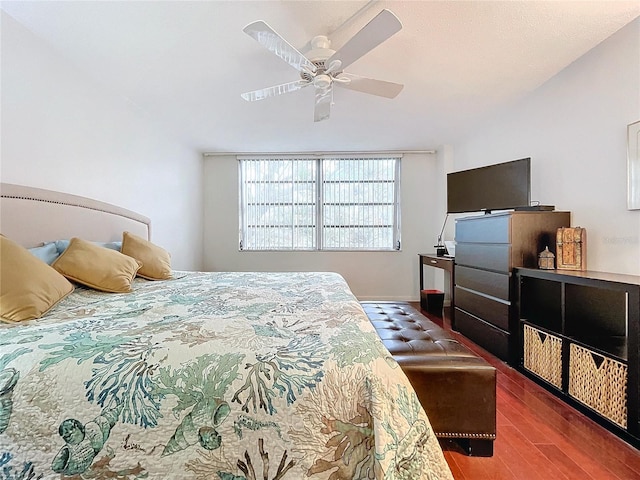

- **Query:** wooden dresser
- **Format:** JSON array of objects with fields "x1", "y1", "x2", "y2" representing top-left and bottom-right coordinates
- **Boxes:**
[{"x1": 453, "y1": 210, "x2": 570, "y2": 364}]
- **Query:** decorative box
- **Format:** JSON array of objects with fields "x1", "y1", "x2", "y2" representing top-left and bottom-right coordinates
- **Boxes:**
[
  {"x1": 556, "y1": 227, "x2": 586, "y2": 270},
  {"x1": 538, "y1": 246, "x2": 555, "y2": 270}
]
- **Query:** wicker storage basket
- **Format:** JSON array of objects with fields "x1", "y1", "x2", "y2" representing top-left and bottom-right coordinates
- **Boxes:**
[
  {"x1": 568, "y1": 343, "x2": 627, "y2": 428},
  {"x1": 523, "y1": 324, "x2": 562, "y2": 389}
]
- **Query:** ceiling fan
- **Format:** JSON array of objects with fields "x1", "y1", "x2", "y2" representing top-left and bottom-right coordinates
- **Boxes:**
[{"x1": 240, "y1": 9, "x2": 403, "y2": 122}]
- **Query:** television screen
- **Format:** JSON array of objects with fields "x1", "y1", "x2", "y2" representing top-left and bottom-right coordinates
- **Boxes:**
[{"x1": 447, "y1": 158, "x2": 531, "y2": 214}]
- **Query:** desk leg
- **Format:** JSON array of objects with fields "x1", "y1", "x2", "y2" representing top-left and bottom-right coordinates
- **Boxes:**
[
  {"x1": 448, "y1": 267, "x2": 456, "y2": 331},
  {"x1": 419, "y1": 257, "x2": 424, "y2": 292}
]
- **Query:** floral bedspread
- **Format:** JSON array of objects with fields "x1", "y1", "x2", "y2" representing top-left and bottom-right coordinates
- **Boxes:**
[{"x1": 0, "y1": 271, "x2": 453, "y2": 480}]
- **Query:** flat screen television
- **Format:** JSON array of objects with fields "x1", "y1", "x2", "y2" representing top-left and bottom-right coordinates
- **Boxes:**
[{"x1": 447, "y1": 158, "x2": 531, "y2": 214}]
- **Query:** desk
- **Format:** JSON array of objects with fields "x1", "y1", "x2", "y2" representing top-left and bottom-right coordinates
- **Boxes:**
[{"x1": 419, "y1": 253, "x2": 455, "y2": 330}]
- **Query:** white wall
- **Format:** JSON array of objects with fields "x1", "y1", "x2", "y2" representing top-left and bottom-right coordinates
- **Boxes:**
[
  {"x1": 1, "y1": 12, "x2": 203, "y2": 270},
  {"x1": 451, "y1": 18, "x2": 640, "y2": 275},
  {"x1": 203, "y1": 153, "x2": 440, "y2": 300}
]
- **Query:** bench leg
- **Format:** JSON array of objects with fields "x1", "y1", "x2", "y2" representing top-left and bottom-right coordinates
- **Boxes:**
[{"x1": 457, "y1": 438, "x2": 494, "y2": 457}]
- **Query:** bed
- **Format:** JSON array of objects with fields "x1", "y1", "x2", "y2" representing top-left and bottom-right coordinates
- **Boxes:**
[{"x1": 0, "y1": 183, "x2": 453, "y2": 480}]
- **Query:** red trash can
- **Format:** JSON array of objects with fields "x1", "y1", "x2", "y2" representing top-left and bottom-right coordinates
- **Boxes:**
[{"x1": 420, "y1": 289, "x2": 444, "y2": 315}]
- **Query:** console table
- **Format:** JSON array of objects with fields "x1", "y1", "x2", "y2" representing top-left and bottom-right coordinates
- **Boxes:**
[{"x1": 418, "y1": 253, "x2": 455, "y2": 329}]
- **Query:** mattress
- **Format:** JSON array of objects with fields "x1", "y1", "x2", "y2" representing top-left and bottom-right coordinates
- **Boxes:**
[{"x1": 0, "y1": 271, "x2": 452, "y2": 479}]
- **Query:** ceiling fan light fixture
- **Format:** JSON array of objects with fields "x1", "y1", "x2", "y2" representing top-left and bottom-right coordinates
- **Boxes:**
[{"x1": 313, "y1": 74, "x2": 332, "y2": 89}]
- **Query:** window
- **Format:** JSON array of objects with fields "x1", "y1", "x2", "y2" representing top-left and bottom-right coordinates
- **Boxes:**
[
  {"x1": 239, "y1": 154, "x2": 401, "y2": 251},
  {"x1": 239, "y1": 156, "x2": 317, "y2": 250}
]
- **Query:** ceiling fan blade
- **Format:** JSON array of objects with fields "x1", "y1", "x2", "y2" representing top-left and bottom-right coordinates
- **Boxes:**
[
  {"x1": 326, "y1": 9, "x2": 402, "y2": 71},
  {"x1": 335, "y1": 73, "x2": 403, "y2": 98},
  {"x1": 241, "y1": 80, "x2": 310, "y2": 102},
  {"x1": 314, "y1": 86, "x2": 332, "y2": 122},
  {"x1": 243, "y1": 21, "x2": 317, "y2": 74}
]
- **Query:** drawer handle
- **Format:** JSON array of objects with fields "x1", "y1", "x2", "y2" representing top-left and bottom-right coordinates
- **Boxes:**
[{"x1": 430, "y1": 260, "x2": 437, "y2": 264}]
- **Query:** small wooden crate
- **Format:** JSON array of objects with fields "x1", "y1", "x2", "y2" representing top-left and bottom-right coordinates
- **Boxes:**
[
  {"x1": 556, "y1": 227, "x2": 587, "y2": 270},
  {"x1": 568, "y1": 343, "x2": 627, "y2": 428},
  {"x1": 523, "y1": 324, "x2": 563, "y2": 389}
]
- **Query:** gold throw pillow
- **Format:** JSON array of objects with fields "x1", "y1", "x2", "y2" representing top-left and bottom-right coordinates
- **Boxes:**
[
  {"x1": 121, "y1": 231, "x2": 172, "y2": 280},
  {"x1": 52, "y1": 237, "x2": 141, "y2": 293},
  {"x1": 1, "y1": 235, "x2": 74, "y2": 322}
]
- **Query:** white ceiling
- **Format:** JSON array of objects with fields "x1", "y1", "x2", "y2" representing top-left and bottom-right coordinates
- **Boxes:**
[{"x1": 2, "y1": 1, "x2": 639, "y2": 153}]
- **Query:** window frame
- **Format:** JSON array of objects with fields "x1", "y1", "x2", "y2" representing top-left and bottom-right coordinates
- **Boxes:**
[{"x1": 238, "y1": 154, "x2": 402, "y2": 252}]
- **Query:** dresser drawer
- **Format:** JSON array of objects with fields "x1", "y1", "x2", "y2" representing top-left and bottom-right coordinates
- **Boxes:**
[
  {"x1": 455, "y1": 265, "x2": 510, "y2": 301},
  {"x1": 456, "y1": 214, "x2": 510, "y2": 243},
  {"x1": 455, "y1": 286, "x2": 510, "y2": 330},
  {"x1": 455, "y1": 308, "x2": 510, "y2": 361},
  {"x1": 455, "y1": 244, "x2": 511, "y2": 272}
]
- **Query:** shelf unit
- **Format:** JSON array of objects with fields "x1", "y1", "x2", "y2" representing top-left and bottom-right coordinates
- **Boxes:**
[{"x1": 515, "y1": 267, "x2": 640, "y2": 446}]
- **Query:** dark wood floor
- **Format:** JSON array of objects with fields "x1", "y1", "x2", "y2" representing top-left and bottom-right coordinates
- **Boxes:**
[{"x1": 416, "y1": 305, "x2": 640, "y2": 480}]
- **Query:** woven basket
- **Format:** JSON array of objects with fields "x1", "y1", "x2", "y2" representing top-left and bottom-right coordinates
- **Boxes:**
[
  {"x1": 568, "y1": 343, "x2": 627, "y2": 428},
  {"x1": 523, "y1": 324, "x2": 562, "y2": 389}
]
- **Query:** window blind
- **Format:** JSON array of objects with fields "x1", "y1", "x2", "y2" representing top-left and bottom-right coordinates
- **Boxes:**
[{"x1": 239, "y1": 154, "x2": 401, "y2": 251}]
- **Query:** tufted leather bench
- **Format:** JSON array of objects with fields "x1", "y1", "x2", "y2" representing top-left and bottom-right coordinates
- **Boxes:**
[{"x1": 361, "y1": 301, "x2": 496, "y2": 456}]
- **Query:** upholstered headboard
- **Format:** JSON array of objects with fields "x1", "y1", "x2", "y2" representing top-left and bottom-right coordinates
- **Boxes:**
[{"x1": 0, "y1": 183, "x2": 150, "y2": 248}]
